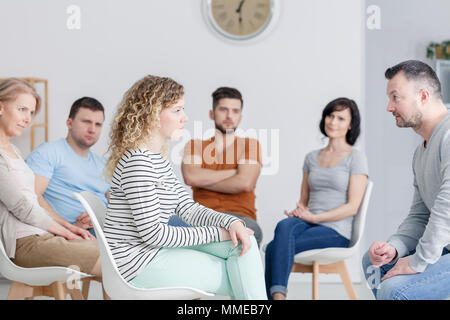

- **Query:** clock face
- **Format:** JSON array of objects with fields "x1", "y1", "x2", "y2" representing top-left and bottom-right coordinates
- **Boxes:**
[{"x1": 207, "y1": 0, "x2": 273, "y2": 40}]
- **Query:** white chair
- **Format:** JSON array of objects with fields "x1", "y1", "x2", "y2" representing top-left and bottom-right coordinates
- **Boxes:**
[
  {"x1": 0, "y1": 236, "x2": 96, "y2": 300},
  {"x1": 291, "y1": 180, "x2": 373, "y2": 300},
  {"x1": 73, "y1": 191, "x2": 214, "y2": 300}
]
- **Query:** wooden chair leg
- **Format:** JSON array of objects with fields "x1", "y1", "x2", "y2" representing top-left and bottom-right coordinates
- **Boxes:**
[
  {"x1": 51, "y1": 281, "x2": 67, "y2": 300},
  {"x1": 64, "y1": 281, "x2": 84, "y2": 300},
  {"x1": 7, "y1": 282, "x2": 34, "y2": 300},
  {"x1": 81, "y1": 278, "x2": 91, "y2": 300},
  {"x1": 336, "y1": 260, "x2": 358, "y2": 300},
  {"x1": 312, "y1": 261, "x2": 319, "y2": 300}
]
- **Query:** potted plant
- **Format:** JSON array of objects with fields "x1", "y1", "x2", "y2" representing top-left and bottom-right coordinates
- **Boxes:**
[{"x1": 427, "y1": 40, "x2": 450, "y2": 60}]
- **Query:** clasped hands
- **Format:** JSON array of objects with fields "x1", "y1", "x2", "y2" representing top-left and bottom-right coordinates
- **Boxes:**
[
  {"x1": 284, "y1": 202, "x2": 318, "y2": 224},
  {"x1": 369, "y1": 241, "x2": 417, "y2": 280}
]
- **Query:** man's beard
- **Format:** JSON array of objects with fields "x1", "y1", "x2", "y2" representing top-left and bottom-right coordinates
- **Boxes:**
[
  {"x1": 396, "y1": 111, "x2": 423, "y2": 130},
  {"x1": 73, "y1": 135, "x2": 96, "y2": 149},
  {"x1": 215, "y1": 122, "x2": 237, "y2": 135}
]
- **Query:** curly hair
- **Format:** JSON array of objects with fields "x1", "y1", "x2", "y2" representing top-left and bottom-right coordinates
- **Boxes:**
[{"x1": 105, "y1": 75, "x2": 184, "y2": 178}]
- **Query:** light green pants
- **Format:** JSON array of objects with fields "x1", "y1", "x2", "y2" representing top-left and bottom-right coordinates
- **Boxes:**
[{"x1": 129, "y1": 236, "x2": 267, "y2": 300}]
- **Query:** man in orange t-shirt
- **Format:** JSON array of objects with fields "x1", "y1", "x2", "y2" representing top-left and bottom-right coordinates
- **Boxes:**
[{"x1": 182, "y1": 87, "x2": 263, "y2": 246}]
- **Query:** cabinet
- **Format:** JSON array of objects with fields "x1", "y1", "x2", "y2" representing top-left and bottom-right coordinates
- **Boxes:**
[{"x1": 436, "y1": 59, "x2": 450, "y2": 109}]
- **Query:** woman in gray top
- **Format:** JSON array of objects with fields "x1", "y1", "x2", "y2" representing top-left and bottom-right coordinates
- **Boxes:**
[{"x1": 265, "y1": 97, "x2": 369, "y2": 300}]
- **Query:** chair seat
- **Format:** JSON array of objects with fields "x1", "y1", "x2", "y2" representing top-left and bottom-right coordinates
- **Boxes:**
[
  {"x1": 1, "y1": 264, "x2": 93, "y2": 287},
  {"x1": 294, "y1": 245, "x2": 358, "y2": 266},
  {"x1": 105, "y1": 284, "x2": 214, "y2": 300}
]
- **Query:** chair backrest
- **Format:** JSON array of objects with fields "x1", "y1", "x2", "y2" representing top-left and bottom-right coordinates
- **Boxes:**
[
  {"x1": 348, "y1": 180, "x2": 373, "y2": 248},
  {"x1": 73, "y1": 191, "x2": 135, "y2": 298},
  {"x1": 74, "y1": 191, "x2": 216, "y2": 299},
  {"x1": 80, "y1": 192, "x2": 106, "y2": 226},
  {"x1": 0, "y1": 234, "x2": 15, "y2": 279}
]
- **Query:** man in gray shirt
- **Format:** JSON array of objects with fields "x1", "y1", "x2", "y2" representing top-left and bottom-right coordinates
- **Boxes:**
[{"x1": 362, "y1": 60, "x2": 450, "y2": 300}]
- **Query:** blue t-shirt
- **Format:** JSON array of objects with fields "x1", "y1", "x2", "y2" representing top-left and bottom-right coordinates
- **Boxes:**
[{"x1": 26, "y1": 138, "x2": 110, "y2": 223}]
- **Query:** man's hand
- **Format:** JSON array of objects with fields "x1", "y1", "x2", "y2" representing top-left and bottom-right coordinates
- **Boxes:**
[
  {"x1": 221, "y1": 221, "x2": 254, "y2": 257},
  {"x1": 75, "y1": 212, "x2": 93, "y2": 230},
  {"x1": 369, "y1": 241, "x2": 397, "y2": 267},
  {"x1": 382, "y1": 256, "x2": 418, "y2": 281}
]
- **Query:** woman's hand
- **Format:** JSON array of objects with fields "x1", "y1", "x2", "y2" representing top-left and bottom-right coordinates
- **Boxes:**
[
  {"x1": 221, "y1": 221, "x2": 254, "y2": 257},
  {"x1": 47, "y1": 220, "x2": 83, "y2": 240},
  {"x1": 284, "y1": 203, "x2": 318, "y2": 223},
  {"x1": 67, "y1": 222, "x2": 95, "y2": 240}
]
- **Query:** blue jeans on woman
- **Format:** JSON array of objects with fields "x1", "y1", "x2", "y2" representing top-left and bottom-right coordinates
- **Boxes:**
[
  {"x1": 265, "y1": 217, "x2": 349, "y2": 299},
  {"x1": 362, "y1": 248, "x2": 450, "y2": 300}
]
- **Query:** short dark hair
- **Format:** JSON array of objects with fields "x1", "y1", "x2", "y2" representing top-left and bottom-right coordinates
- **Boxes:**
[
  {"x1": 319, "y1": 97, "x2": 361, "y2": 146},
  {"x1": 385, "y1": 60, "x2": 442, "y2": 99},
  {"x1": 68, "y1": 97, "x2": 104, "y2": 119},
  {"x1": 212, "y1": 87, "x2": 243, "y2": 109}
]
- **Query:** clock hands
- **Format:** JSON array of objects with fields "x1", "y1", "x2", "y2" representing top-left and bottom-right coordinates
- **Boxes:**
[{"x1": 236, "y1": 0, "x2": 246, "y2": 24}]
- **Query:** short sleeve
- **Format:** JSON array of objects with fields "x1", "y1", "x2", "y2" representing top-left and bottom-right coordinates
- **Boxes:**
[
  {"x1": 302, "y1": 152, "x2": 312, "y2": 174},
  {"x1": 25, "y1": 143, "x2": 56, "y2": 179},
  {"x1": 350, "y1": 150, "x2": 369, "y2": 176}
]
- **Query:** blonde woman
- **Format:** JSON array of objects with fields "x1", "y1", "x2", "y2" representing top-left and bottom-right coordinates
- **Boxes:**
[
  {"x1": 0, "y1": 78, "x2": 101, "y2": 276},
  {"x1": 104, "y1": 75, "x2": 267, "y2": 299}
]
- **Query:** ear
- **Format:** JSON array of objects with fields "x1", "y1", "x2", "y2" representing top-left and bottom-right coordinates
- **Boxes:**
[
  {"x1": 420, "y1": 89, "x2": 430, "y2": 105},
  {"x1": 0, "y1": 102, "x2": 3, "y2": 116},
  {"x1": 209, "y1": 109, "x2": 214, "y2": 120},
  {"x1": 66, "y1": 118, "x2": 73, "y2": 129}
]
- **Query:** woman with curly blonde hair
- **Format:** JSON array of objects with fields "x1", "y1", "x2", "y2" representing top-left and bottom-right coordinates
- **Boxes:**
[{"x1": 104, "y1": 75, "x2": 267, "y2": 299}]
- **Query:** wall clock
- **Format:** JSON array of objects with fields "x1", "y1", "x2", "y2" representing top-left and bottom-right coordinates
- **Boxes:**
[{"x1": 203, "y1": 0, "x2": 280, "y2": 42}]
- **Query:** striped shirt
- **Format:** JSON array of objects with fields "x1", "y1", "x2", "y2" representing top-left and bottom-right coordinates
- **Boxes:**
[{"x1": 104, "y1": 149, "x2": 241, "y2": 281}]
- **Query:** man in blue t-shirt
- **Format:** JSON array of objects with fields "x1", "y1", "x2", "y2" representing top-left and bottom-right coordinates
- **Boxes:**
[{"x1": 26, "y1": 97, "x2": 110, "y2": 236}]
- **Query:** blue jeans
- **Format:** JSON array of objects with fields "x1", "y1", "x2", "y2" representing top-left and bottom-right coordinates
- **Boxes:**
[
  {"x1": 264, "y1": 217, "x2": 350, "y2": 299},
  {"x1": 168, "y1": 215, "x2": 190, "y2": 227},
  {"x1": 362, "y1": 248, "x2": 450, "y2": 300}
]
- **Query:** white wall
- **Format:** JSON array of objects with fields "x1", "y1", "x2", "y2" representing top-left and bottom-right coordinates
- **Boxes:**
[{"x1": 0, "y1": 0, "x2": 364, "y2": 281}]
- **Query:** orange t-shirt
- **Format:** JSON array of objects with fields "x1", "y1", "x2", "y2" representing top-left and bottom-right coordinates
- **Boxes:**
[{"x1": 187, "y1": 137, "x2": 261, "y2": 220}]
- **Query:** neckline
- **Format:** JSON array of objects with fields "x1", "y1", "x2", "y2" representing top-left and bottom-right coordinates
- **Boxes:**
[
  {"x1": 63, "y1": 138, "x2": 91, "y2": 160},
  {"x1": 315, "y1": 148, "x2": 354, "y2": 169},
  {"x1": 137, "y1": 148, "x2": 162, "y2": 156},
  {"x1": 0, "y1": 145, "x2": 21, "y2": 160},
  {"x1": 422, "y1": 112, "x2": 450, "y2": 150}
]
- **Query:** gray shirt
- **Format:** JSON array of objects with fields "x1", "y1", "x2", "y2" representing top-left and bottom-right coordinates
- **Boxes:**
[
  {"x1": 388, "y1": 112, "x2": 450, "y2": 272},
  {"x1": 303, "y1": 148, "x2": 369, "y2": 240}
]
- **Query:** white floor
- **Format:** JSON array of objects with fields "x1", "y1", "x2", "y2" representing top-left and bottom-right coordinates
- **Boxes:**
[{"x1": 0, "y1": 278, "x2": 375, "y2": 300}]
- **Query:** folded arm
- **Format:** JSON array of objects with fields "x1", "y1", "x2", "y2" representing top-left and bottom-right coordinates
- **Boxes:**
[{"x1": 181, "y1": 139, "x2": 261, "y2": 194}]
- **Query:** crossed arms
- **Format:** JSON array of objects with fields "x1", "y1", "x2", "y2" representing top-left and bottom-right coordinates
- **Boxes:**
[{"x1": 181, "y1": 139, "x2": 261, "y2": 194}]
